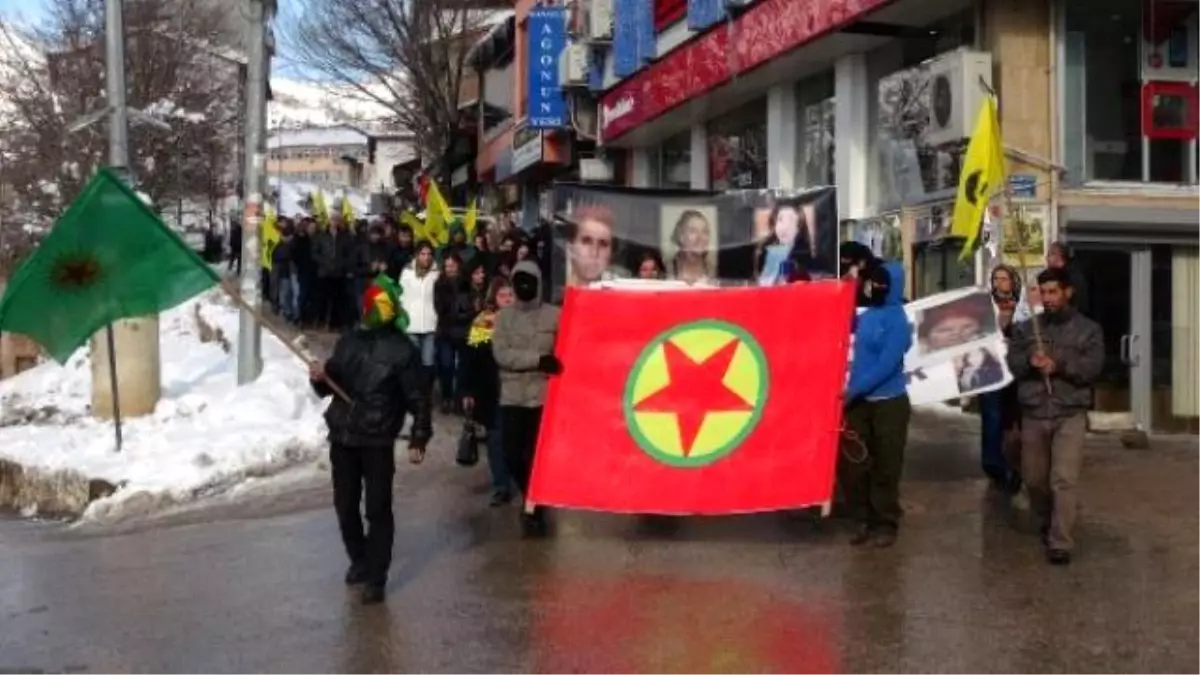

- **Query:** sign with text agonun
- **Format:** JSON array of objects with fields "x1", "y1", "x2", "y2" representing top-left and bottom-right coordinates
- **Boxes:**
[{"x1": 526, "y1": 7, "x2": 567, "y2": 129}]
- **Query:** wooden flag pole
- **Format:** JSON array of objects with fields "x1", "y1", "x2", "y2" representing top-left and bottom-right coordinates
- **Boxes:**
[
  {"x1": 105, "y1": 324, "x2": 123, "y2": 452},
  {"x1": 217, "y1": 281, "x2": 354, "y2": 404},
  {"x1": 1001, "y1": 195, "x2": 1053, "y2": 394}
]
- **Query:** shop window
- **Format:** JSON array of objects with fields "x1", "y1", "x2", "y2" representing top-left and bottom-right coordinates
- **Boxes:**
[
  {"x1": 708, "y1": 98, "x2": 768, "y2": 190},
  {"x1": 654, "y1": 0, "x2": 686, "y2": 31},
  {"x1": 1063, "y1": 0, "x2": 1199, "y2": 185},
  {"x1": 866, "y1": 10, "x2": 975, "y2": 212},
  {"x1": 795, "y1": 71, "x2": 836, "y2": 188},
  {"x1": 656, "y1": 131, "x2": 691, "y2": 189}
]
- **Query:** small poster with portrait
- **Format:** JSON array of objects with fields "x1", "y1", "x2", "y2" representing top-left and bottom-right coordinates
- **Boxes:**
[{"x1": 659, "y1": 204, "x2": 719, "y2": 285}]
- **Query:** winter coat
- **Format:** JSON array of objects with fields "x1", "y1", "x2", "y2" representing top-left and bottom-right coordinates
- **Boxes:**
[
  {"x1": 271, "y1": 237, "x2": 294, "y2": 277},
  {"x1": 292, "y1": 232, "x2": 316, "y2": 280},
  {"x1": 434, "y1": 275, "x2": 474, "y2": 342},
  {"x1": 388, "y1": 245, "x2": 413, "y2": 280},
  {"x1": 459, "y1": 309, "x2": 501, "y2": 427},
  {"x1": 846, "y1": 261, "x2": 911, "y2": 402},
  {"x1": 311, "y1": 326, "x2": 433, "y2": 449},
  {"x1": 1006, "y1": 307, "x2": 1104, "y2": 420},
  {"x1": 312, "y1": 229, "x2": 352, "y2": 278},
  {"x1": 493, "y1": 261, "x2": 560, "y2": 408},
  {"x1": 350, "y1": 239, "x2": 393, "y2": 280},
  {"x1": 399, "y1": 263, "x2": 439, "y2": 334}
]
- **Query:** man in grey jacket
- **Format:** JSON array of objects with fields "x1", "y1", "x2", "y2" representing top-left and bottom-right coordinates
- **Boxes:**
[
  {"x1": 1006, "y1": 267, "x2": 1104, "y2": 566},
  {"x1": 493, "y1": 260, "x2": 561, "y2": 536}
]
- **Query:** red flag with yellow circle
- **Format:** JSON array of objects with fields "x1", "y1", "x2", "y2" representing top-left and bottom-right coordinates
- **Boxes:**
[{"x1": 529, "y1": 282, "x2": 856, "y2": 515}]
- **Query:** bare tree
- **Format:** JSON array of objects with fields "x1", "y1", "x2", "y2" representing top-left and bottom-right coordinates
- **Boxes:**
[
  {"x1": 0, "y1": 0, "x2": 241, "y2": 220},
  {"x1": 286, "y1": 0, "x2": 501, "y2": 163}
]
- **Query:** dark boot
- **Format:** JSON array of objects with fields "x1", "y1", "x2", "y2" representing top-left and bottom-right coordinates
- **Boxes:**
[
  {"x1": 345, "y1": 563, "x2": 368, "y2": 586},
  {"x1": 362, "y1": 582, "x2": 386, "y2": 605},
  {"x1": 1047, "y1": 549, "x2": 1071, "y2": 566},
  {"x1": 849, "y1": 524, "x2": 872, "y2": 546}
]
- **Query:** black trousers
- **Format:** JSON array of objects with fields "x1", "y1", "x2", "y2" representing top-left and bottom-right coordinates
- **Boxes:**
[
  {"x1": 316, "y1": 276, "x2": 342, "y2": 329},
  {"x1": 838, "y1": 395, "x2": 912, "y2": 531},
  {"x1": 500, "y1": 406, "x2": 543, "y2": 497},
  {"x1": 330, "y1": 444, "x2": 395, "y2": 584}
]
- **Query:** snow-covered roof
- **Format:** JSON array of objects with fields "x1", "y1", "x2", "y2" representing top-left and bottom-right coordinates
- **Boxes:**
[{"x1": 267, "y1": 126, "x2": 369, "y2": 148}]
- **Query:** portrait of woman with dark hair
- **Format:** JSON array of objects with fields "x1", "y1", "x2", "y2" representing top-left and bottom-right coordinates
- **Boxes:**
[
  {"x1": 756, "y1": 202, "x2": 816, "y2": 286},
  {"x1": 955, "y1": 347, "x2": 1006, "y2": 394},
  {"x1": 916, "y1": 292, "x2": 999, "y2": 357},
  {"x1": 632, "y1": 248, "x2": 666, "y2": 280}
]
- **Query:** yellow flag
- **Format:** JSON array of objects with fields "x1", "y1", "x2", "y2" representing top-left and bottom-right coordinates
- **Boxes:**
[
  {"x1": 424, "y1": 205, "x2": 449, "y2": 247},
  {"x1": 464, "y1": 197, "x2": 478, "y2": 240},
  {"x1": 426, "y1": 180, "x2": 453, "y2": 223},
  {"x1": 400, "y1": 210, "x2": 427, "y2": 242},
  {"x1": 312, "y1": 189, "x2": 330, "y2": 229},
  {"x1": 341, "y1": 194, "x2": 355, "y2": 225},
  {"x1": 950, "y1": 96, "x2": 1006, "y2": 262},
  {"x1": 260, "y1": 205, "x2": 280, "y2": 270}
]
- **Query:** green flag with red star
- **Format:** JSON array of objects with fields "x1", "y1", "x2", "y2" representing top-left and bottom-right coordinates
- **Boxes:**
[
  {"x1": 529, "y1": 282, "x2": 856, "y2": 515},
  {"x1": 0, "y1": 168, "x2": 220, "y2": 363}
]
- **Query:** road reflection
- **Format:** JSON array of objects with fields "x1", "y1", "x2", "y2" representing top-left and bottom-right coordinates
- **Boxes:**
[{"x1": 533, "y1": 573, "x2": 842, "y2": 673}]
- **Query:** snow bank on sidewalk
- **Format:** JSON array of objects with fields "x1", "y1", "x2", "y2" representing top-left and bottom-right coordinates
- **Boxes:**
[{"x1": 0, "y1": 290, "x2": 329, "y2": 521}]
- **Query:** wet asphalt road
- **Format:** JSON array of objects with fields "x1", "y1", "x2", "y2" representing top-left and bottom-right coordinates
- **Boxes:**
[{"x1": 1, "y1": 410, "x2": 1196, "y2": 673}]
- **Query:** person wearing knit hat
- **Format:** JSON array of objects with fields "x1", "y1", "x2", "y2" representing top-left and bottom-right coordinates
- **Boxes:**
[{"x1": 309, "y1": 273, "x2": 432, "y2": 605}]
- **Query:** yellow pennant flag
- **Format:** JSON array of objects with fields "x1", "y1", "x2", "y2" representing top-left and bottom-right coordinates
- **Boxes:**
[
  {"x1": 400, "y1": 210, "x2": 427, "y2": 242},
  {"x1": 260, "y1": 205, "x2": 280, "y2": 270},
  {"x1": 312, "y1": 189, "x2": 330, "y2": 229},
  {"x1": 463, "y1": 197, "x2": 478, "y2": 240},
  {"x1": 950, "y1": 95, "x2": 1006, "y2": 262},
  {"x1": 424, "y1": 205, "x2": 449, "y2": 247},
  {"x1": 341, "y1": 194, "x2": 355, "y2": 226},
  {"x1": 426, "y1": 180, "x2": 453, "y2": 223}
]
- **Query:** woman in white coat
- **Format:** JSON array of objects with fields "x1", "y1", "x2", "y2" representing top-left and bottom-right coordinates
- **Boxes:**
[{"x1": 399, "y1": 241, "x2": 439, "y2": 372}]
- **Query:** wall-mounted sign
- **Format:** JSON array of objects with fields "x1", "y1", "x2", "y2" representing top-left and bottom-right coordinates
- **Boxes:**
[
  {"x1": 1008, "y1": 173, "x2": 1037, "y2": 199},
  {"x1": 527, "y1": 7, "x2": 567, "y2": 129},
  {"x1": 511, "y1": 126, "x2": 544, "y2": 175}
]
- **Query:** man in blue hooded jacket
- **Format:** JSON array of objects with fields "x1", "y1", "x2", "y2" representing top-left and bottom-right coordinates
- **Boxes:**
[{"x1": 840, "y1": 260, "x2": 913, "y2": 548}]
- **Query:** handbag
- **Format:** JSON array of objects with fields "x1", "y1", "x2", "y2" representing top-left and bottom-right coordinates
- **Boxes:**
[{"x1": 455, "y1": 419, "x2": 479, "y2": 467}]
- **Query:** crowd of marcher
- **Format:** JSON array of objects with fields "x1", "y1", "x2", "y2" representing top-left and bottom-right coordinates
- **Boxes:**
[{"x1": 295, "y1": 210, "x2": 1101, "y2": 604}]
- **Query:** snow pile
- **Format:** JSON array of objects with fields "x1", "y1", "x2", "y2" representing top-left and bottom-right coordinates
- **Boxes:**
[
  {"x1": 0, "y1": 290, "x2": 329, "y2": 521},
  {"x1": 269, "y1": 78, "x2": 392, "y2": 130}
]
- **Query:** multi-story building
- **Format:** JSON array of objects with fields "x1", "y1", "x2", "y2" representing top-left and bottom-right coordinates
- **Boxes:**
[
  {"x1": 267, "y1": 126, "x2": 372, "y2": 190},
  {"x1": 475, "y1": 0, "x2": 1199, "y2": 432}
]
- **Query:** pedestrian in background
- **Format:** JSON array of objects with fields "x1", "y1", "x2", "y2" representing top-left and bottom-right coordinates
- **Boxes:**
[
  {"x1": 313, "y1": 219, "x2": 348, "y2": 330},
  {"x1": 293, "y1": 218, "x2": 317, "y2": 327},
  {"x1": 979, "y1": 264, "x2": 1024, "y2": 494},
  {"x1": 493, "y1": 260, "x2": 561, "y2": 536},
  {"x1": 271, "y1": 225, "x2": 299, "y2": 324},
  {"x1": 400, "y1": 241, "x2": 439, "y2": 378},
  {"x1": 434, "y1": 253, "x2": 472, "y2": 413},
  {"x1": 309, "y1": 275, "x2": 432, "y2": 605},
  {"x1": 461, "y1": 276, "x2": 515, "y2": 506},
  {"x1": 1007, "y1": 267, "x2": 1104, "y2": 566}
]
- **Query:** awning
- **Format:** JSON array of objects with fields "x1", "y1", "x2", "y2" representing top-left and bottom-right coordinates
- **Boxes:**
[{"x1": 465, "y1": 12, "x2": 516, "y2": 71}]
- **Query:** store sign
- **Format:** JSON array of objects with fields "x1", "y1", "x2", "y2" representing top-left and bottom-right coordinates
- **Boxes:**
[
  {"x1": 600, "y1": 94, "x2": 637, "y2": 136},
  {"x1": 599, "y1": 0, "x2": 891, "y2": 141},
  {"x1": 527, "y1": 7, "x2": 568, "y2": 129},
  {"x1": 511, "y1": 126, "x2": 544, "y2": 175},
  {"x1": 1008, "y1": 174, "x2": 1037, "y2": 199}
]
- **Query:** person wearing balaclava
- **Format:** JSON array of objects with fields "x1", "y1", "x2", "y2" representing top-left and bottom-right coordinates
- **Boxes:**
[
  {"x1": 308, "y1": 274, "x2": 432, "y2": 606},
  {"x1": 839, "y1": 260, "x2": 912, "y2": 549},
  {"x1": 491, "y1": 260, "x2": 561, "y2": 537}
]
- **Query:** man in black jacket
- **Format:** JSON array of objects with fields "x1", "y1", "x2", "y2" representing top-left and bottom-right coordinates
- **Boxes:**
[
  {"x1": 309, "y1": 275, "x2": 433, "y2": 604},
  {"x1": 1007, "y1": 267, "x2": 1104, "y2": 566}
]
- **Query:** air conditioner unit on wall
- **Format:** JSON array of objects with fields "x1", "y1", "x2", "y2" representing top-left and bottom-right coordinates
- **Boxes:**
[
  {"x1": 587, "y1": 0, "x2": 614, "y2": 41},
  {"x1": 924, "y1": 49, "x2": 994, "y2": 147},
  {"x1": 560, "y1": 43, "x2": 590, "y2": 87}
]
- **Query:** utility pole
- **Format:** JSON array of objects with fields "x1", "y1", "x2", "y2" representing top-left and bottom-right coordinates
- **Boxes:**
[
  {"x1": 91, "y1": 0, "x2": 161, "y2": 422},
  {"x1": 237, "y1": 0, "x2": 271, "y2": 384}
]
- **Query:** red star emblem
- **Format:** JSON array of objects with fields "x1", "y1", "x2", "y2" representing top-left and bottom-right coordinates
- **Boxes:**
[{"x1": 634, "y1": 339, "x2": 754, "y2": 455}]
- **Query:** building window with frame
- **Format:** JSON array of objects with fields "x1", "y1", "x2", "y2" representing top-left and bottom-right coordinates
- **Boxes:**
[
  {"x1": 656, "y1": 131, "x2": 691, "y2": 189},
  {"x1": 866, "y1": 9, "x2": 976, "y2": 212},
  {"x1": 1062, "y1": 0, "x2": 1199, "y2": 185},
  {"x1": 708, "y1": 98, "x2": 768, "y2": 190},
  {"x1": 795, "y1": 70, "x2": 836, "y2": 188}
]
